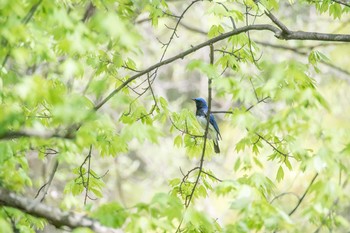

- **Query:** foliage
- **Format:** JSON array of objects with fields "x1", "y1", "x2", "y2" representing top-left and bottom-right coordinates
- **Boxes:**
[{"x1": 0, "y1": 0, "x2": 350, "y2": 232}]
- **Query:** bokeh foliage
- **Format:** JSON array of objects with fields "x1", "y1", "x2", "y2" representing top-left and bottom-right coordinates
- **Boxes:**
[{"x1": 0, "y1": 0, "x2": 350, "y2": 232}]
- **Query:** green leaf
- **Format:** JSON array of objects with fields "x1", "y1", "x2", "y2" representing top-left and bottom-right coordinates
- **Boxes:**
[
  {"x1": 72, "y1": 228, "x2": 95, "y2": 233},
  {"x1": 174, "y1": 135, "x2": 183, "y2": 147},
  {"x1": 329, "y1": 2, "x2": 342, "y2": 19},
  {"x1": 91, "y1": 202, "x2": 128, "y2": 228},
  {"x1": 208, "y1": 24, "x2": 225, "y2": 38},
  {"x1": 276, "y1": 166, "x2": 284, "y2": 182},
  {"x1": 125, "y1": 57, "x2": 137, "y2": 70},
  {"x1": 186, "y1": 60, "x2": 218, "y2": 79},
  {"x1": 0, "y1": 218, "x2": 13, "y2": 233},
  {"x1": 234, "y1": 157, "x2": 241, "y2": 172},
  {"x1": 253, "y1": 156, "x2": 263, "y2": 168},
  {"x1": 284, "y1": 158, "x2": 293, "y2": 170}
]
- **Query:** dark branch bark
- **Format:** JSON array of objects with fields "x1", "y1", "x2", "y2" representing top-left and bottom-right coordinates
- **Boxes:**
[
  {"x1": 264, "y1": 10, "x2": 290, "y2": 33},
  {"x1": 331, "y1": 0, "x2": 350, "y2": 8},
  {"x1": 0, "y1": 129, "x2": 74, "y2": 140},
  {"x1": 0, "y1": 188, "x2": 123, "y2": 233}
]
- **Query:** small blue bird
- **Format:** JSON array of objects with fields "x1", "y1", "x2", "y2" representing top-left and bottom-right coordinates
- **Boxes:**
[{"x1": 192, "y1": 97, "x2": 221, "y2": 153}]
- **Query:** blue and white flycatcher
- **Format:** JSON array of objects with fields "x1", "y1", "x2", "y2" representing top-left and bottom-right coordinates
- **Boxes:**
[{"x1": 192, "y1": 97, "x2": 221, "y2": 153}]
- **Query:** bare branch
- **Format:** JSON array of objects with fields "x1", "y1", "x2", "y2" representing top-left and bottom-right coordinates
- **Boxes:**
[
  {"x1": 178, "y1": 21, "x2": 207, "y2": 35},
  {"x1": 331, "y1": 0, "x2": 350, "y2": 8},
  {"x1": 270, "y1": 192, "x2": 300, "y2": 204},
  {"x1": 255, "y1": 133, "x2": 292, "y2": 158},
  {"x1": 178, "y1": 19, "x2": 350, "y2": 80},
  {"x1": 201, "y1": 170, "x2": 223, "y2": 182},
  {"x1": 264, "y1": 10, "x2": 290, "y2": 34},
  {"x1": 0, "y1": 188, "x2": 123, "y2": 233},
  {"x1": 150, "y1": 0, "x2": 203, "y2": 91},
  {"x1": 289, "y1": 173, "x2": 319, "y2": 216},
  {"x1": 0, "y1": 129, "x2": 74, "y2": 140},
  {"x1": 95, "y1": 22, "x2": 350, "y2": 110},
  {"x1": 169, "y1": 117, "x2": 203, "y2": 138},
  {"x1": 84, "y1": 145, "x2": 93, "y2": 205},
  {"x1": 211, "y1": 96, "x2": 270, "y2": 114},
  {"x1": 93, "y1": 24, "x2": 278, "y2": 110},
  {"x1": 34, "y1": 157, "x2": 59, "y2": 202},
  {"x1": 216, "y1": 2, "x2": 236, "y2": 29},
  {"x1": 245, "y1": 5, "x2": 261, "y2": 68}
]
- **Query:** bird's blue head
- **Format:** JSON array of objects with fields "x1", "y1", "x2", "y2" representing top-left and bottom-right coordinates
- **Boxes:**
[{"x1": 192, "y1": 97, "x2": 208, "y2": 110}]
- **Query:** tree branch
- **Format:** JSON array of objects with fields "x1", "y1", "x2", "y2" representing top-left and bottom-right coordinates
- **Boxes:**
[
  {"x1": 255, "y1": 40, "x2": 350, "y2": 80},
  {"x1": 95, "y1": 22, "x2": 350, "y2": 110},
  {"x1": 184, "y1": 44, "x2": 214, "y2": 208},
  {"x1": 264, "y1": 10, "x2": 290, "y2": 33},
  {"x1": 176, "y1": 45, "x2": 215, "y2": 233},
  {"x1": 331, "y1": 0, "x2": 350, "y2": 8},
  {"x1": 0, "y1": 188, "x2": 123, "y2": 233},
  {"x1": 0, "y1": 129, "x2": 74, "y2": 140},
  {"x1": 289, "y1": 173, "x2": 319, "y2": 216},
  {"x1": 177, "y1": 20, "x2": 350, "y2": 81},
  {"x1": 34, "y1": 157, "x2": 59, "y2": 202},
  {"x1": 94, "y1": 24, "x2": 278, "y2": 110}
]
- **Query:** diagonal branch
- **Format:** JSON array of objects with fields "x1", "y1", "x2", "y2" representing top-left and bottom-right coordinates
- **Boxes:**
[
  {"x1": 34, "y1": 157, "x2": 59, "y2": 202},
  {"x1": 264, "y1": 10, "x2": 290, "y2": 33},
  {"x1": 289, "y1": 173, "x2": 319, "y2": 216},
  {"x1": 95, "y1": 22, "x2": 350, "y2": 110},
  {"x1": 331, "y1": 0, "x2": 350, "y2": 8},
  {"x1": 94, "y1": 24, "x2": 278, "y2": 110},
  {"x1": 0, "y1": 188, "x2": 123, "y2": 233},
  {"x1": 254, "y1": 133, "x2": 295, "y2": 160}
]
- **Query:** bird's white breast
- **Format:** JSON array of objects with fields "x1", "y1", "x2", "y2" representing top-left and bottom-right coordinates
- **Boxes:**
[
  {"x1": 196, "y1": 115, "x2": 207, "y2": 127},
  {"x1": 196, "y1": 115, "x2": 217, "y2": 140}
]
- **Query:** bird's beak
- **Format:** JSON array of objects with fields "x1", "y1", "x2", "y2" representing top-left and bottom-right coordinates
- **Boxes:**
[{"x1": 191, "y1": 98, "x2": 195, "y2": 101}]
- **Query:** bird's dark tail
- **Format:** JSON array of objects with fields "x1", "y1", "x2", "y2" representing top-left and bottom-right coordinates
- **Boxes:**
[{"x1": 213, "y1": 140, "x2": 220, "y2": 153}]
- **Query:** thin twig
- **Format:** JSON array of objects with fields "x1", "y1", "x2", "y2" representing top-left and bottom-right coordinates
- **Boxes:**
[
  {"x1": 84, "y1": 145, "x2": 93, "y2": 205},
  {"x1": 270, "y1": 192, "x2": 299, "y2": 204},
  {"x1": 150, "y1": 0, "x2": 203, "y2": 89},
  {"x1": 245, "y1": 5, "x2": 261, "y2": 68},
  {"x1": 2, "y1": 0, "x2": 43, "y2": 68},
  {"x1": 34, "y1": 157, "x2": 59, "y2": 202},
  {"x1": 93, "y1": 24, "x2": 281, "y2": 110},
  {"x1": 289, "y1": 173, "x2": 318, "y2": 216},
  {"x1": 170, "y1": 117, "x2": 204, "y2": 138},
  {"x1": 216, "y1": 2, "x2": 236, "y2": 29},
  {"x1": 255, "y1": 133, "x2": 292, "y2": 158}
]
